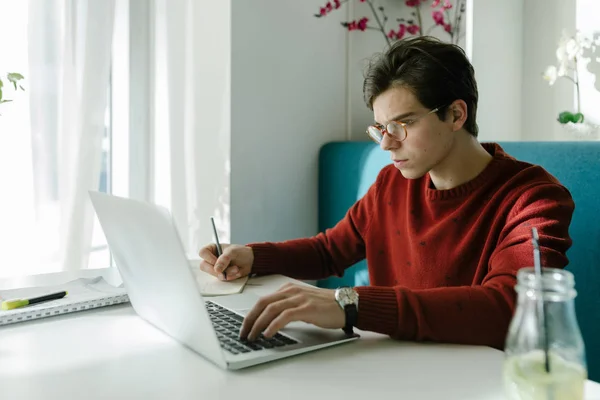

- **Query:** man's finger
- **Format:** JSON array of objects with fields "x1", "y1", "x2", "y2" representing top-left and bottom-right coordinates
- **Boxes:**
[
  {"x1": 263, "y1": 306, "x2": 307, "y2": 338},
  {"x1": 214, "y1": 254, "x2": 231, "y2": 275},
  {"x1": 199, "y1": 260, "x2": 218, "y2": 277},
  {"x1": 198, "y1": 244, "x2": 218, "y2": 264},
  {"x1": 247, "y1": 297, "x2": 299, "y2": 341},
  {"x1": 224, "y1": 266, "x2": 240, "y2": 281},
  {"x1": 240, "y1": 291, "x2": 290, "y2": 339}
]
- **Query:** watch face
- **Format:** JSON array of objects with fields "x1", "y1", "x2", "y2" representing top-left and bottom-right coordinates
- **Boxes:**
[{"x1": 336, "y1": 288, "x2": 358, "y2": 307}]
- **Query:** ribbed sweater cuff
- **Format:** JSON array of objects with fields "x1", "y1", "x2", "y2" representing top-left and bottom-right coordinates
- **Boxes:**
[
  {"x1": 246, "y1": 243, "x2": 279, "y2": 276},
  {"x1": 354, "y1": 286, "x2": 398, "y2": 336}
]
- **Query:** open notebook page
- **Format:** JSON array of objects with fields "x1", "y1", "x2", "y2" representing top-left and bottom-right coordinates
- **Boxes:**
[{"x1": 190, "y1": 267, "x2": 249, "y2": 296}]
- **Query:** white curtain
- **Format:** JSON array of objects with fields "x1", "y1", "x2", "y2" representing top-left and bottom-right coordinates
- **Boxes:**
[
  {"x1": 153, "y1": 0, "x2": 230, "y2": 255},
  {"x1": 28, "y1": 0, "x2": 116, "y2": 271}
]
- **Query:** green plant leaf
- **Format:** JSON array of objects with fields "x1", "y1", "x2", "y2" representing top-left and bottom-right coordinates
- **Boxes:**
[
  {"x1": 7, "y1": 73, "x2": 24, "y2": 90},
  {"x1": 0, "y1": 99, "x2": 12, "y2": 104},
  {"x1": 0, "y1": 78, "x2": 3, "y2": 89},
  {"x1": 0, "y1": 87, "x2": 3, "y2": 102},
  {"x1": 558, "y1": 111, "x2": 575, "y2": 124},
  {"x1": 557, "y1": 111, "x2": 586, "y2": 124},
  {"x1": 7, "y1": 73, "x2": 24, "y2": 81}
]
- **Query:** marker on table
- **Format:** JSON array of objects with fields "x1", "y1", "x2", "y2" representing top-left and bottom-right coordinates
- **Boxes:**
[
  {"x1": 1, "y1": 291, "x2": 68, "y2": 311},
  {"x1": 210, "y1": 217, "x2": 226, "y2": 279}
]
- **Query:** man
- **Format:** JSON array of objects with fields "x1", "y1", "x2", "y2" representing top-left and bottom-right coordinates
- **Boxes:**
[{"x1": 199, "y1": 37, "x2": 574, "y2": 349}]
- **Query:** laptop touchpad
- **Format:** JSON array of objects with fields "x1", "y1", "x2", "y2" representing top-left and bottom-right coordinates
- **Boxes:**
[{"x1": 211, "y1": 293, "x2": 259, "y2": 315}]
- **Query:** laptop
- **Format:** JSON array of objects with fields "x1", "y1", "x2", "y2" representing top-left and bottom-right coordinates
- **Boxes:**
[{"x1": 88, "y1": 191, "x2": 358, "y2": 370}]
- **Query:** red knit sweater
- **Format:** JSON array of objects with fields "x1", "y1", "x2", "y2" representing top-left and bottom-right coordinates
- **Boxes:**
[{"x1": 248, "y1": 143, "x2": 574, "y2": 349}]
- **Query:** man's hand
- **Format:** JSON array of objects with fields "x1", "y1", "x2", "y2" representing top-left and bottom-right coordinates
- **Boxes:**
[
  {"x1": 198, "y1": 243, "x2": 254, "y2": 281},
  {"x1": 240, "y1": 283, "x2": 345, "y2": 341}
]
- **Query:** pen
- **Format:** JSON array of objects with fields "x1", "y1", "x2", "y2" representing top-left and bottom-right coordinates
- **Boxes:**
[
  {"x1": 1, "y1": 290, "x2": 68, "y2": 311},
  {"x1": 210, "y1": 217, "x2": 225, "y2": 279}
]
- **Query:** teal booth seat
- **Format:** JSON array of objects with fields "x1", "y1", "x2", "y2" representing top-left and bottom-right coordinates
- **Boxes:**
[{"x1": 317, "y1": 141, "x2": 600, "y2": 381}]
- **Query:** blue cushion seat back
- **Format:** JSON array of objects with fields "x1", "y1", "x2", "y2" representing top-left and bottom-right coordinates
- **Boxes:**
[{"x1": 317, "y1": 141, "x2": 600, "y2": 381}]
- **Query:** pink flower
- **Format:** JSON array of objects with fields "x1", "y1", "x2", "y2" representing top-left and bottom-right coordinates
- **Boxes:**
[
  {"x1": 319, "y1": 7, "x2": 327, "y2": 16},
  {"x1": 397, "y1": 24, "x2": 407, "y2": 39},
  {"x1": 358, "y1": 17, "x2": 369, "y2": 31},
  {"x1": 442, "y1": 0, "x2": 453, "y2": 10},
  {"x1": 407, "y1": 24, "x2": 420, "y2": 35},
  {"x1": 432, "y1": 10, "x2": 445, "y2": 25},
  {"x1": 359, "y1": 0, "x2": 367, "y2": 2},
  {"x1": 387, "y1": 24, "x2": 407, "y2": 40},
  {"x1": 334, "y1": 0, "x2": 341, "y2": 9},
  {"x1": 444, "y1": 23, "x2": 452, "y2": 33},
  {"x1": 405, "y1": 0, "x2": 419, "y2": 6},
  {"x1": 326, "y1": 2, "x2": 333, "y2": 12},
  {"x1": 347, "y1": 21, "x2": 357, "y2": 31},
  {"x1": 432, "y1": 0, "x2": 441, "y2": 6}
]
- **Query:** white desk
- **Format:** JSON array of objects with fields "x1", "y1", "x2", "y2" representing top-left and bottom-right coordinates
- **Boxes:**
[{"x1": 1, "y1": 269, "x2": 599, "y2": 400}]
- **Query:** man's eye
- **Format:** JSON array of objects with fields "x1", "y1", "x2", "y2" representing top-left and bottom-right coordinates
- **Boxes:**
[{"x1": 404, "y1": 119, "x2": 415, "y2": 125}]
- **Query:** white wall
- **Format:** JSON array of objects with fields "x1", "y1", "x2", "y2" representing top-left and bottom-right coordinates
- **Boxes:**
[
  {"x1": 151, "y1": 0, "x2": 233, "y2": 253},
  {"x1": 466, "y1": 0, "x2": 600, "y2": 142},
  {"x1": 521, "y1": 0, "x2": 576, "y2": 141},
  {"x1": 188, "y1": 0, "x2": 232, "y2": 243},
  {"x1": 576, "y1": 0, "x2": 600, "y2": 127},
  {"x1": 230, "y1": 1, "x2": 348, "y2": 244},
  {"x1": 466, "y1": 0, "x2": 523, "y2": 142}
]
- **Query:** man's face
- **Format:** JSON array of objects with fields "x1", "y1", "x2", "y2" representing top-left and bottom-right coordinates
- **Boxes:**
[{"x1": 372, "y1": 86, "x2": 455, "y2": 179}]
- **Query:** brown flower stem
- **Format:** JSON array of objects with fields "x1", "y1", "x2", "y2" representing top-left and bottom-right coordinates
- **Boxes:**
[
  {"x1": 416, "y1": 3, "x2": 423, "y2": 36},
  {"x1": 366, "y1": 0, "x2": 391, "y2": 46},
  {"x1": 574, "y1": 62, "x2": 581, "y2": 114},
  {"x1": 452, "y1": 0, "x2": 461, "y2": 44}
]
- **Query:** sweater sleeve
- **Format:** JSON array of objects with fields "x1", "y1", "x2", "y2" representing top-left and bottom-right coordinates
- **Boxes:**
[
  {"x1": 354, "y1": 183, "x2": 574, "y2": 349},
  {"x1": 246, "y1": 173, "x2": 381, "y2": 281}
]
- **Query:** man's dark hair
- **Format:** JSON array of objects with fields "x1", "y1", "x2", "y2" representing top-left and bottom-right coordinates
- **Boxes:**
[{"x1": 363, "y1": 36, "x2": 479, "y2": 137}]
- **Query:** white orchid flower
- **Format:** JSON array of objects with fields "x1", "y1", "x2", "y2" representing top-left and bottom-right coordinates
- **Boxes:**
[
  {"x1": 556, "y1": 31, "x2": 570, "y2": 63},
  {"x1": 542, "y1": 30, "x2": 591, "y2": 118},
  {"x1": 576, "y1": 31, "x2": 592, "y2": 49},
  {"x1": 557, "y1": 62, "x2": 567, "y2": 77},
  {"x1": 556, "y1": 44, "x2": 568, "y2": 64},
  {"x1": 543, "y1": 65, "x2": 558, "y2": 85},
  {"x1": 565, "y1": 38, "x2": 581, "y2": 60}
]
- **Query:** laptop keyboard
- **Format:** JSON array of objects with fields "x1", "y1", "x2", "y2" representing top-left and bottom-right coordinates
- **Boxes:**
[{"x1": 205, "y1": 301, "x2": 298, "y2": 355}]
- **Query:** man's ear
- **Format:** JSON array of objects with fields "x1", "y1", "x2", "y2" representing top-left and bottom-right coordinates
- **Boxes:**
[
  {"x1": 452, "y1": 107, "x2": 460, "y2": 122},
  {"x1": 449, "y1": 100, "x2": 467, "y2": 131}
]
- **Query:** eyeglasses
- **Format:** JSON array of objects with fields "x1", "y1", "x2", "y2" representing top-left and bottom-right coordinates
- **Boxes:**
[{"x1": 366, "y1": 106, "x2": 442, "y2": 144}]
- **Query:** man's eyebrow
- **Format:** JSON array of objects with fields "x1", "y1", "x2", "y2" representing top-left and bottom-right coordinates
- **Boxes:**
[{"x1": 375, "y1": 112, "x2": 416, "y2": 125}]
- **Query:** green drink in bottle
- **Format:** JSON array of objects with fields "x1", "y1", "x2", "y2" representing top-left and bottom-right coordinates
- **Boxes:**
[{"x1": 503, "y1": 266, "x2": 587, "y2": 400}]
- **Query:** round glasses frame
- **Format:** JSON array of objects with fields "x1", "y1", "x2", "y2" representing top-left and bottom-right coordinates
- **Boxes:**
[{"x1": 366, "y1": 106, "x2": 442, "y2": 144}]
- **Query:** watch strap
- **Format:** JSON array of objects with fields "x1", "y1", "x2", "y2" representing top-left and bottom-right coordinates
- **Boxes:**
[{"x1": 343, "y1": 304, "x2": 358, "y2": 336}]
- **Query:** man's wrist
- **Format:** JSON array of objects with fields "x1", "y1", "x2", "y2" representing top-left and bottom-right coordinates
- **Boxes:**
[
  {"x1": 334, "y1": 287, "x2": 359, "y2": 335},
  {"x1": 244, "y1": 245, "x2": 254, "y2": 270},
  {"x1": 244, "y1": 243, "x2": 277, "y2": 275}
]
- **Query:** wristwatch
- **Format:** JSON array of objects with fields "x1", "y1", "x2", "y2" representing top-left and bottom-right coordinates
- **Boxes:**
[{"x1": 334, "y1": 287, "x2": 359, "y2": 336}]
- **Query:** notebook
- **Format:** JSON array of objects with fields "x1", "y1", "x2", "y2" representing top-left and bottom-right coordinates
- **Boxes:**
[
  {"x1": 0, "y1": 276, "x2": 128, "y2": 326},
  {"x1": 0, "y1": 264, "x2": 248, "y2": 327},
  {"x1": 188, "y1": 259, "x2": 249, "y2": 296}
]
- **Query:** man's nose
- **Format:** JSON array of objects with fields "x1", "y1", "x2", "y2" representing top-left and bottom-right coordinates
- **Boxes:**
[{"x1": 380, "y1": 132, "x2": 399, "y2": 151}]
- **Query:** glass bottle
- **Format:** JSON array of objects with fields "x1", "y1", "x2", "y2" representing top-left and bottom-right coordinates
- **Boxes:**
[{"x1": 504, "y1": 267, "x2": 587, "y2": 400}]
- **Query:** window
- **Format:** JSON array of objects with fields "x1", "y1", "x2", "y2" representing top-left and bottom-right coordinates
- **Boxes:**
[{"x1": 0, "y1": 0, "x2": 147, "y2": 278}]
